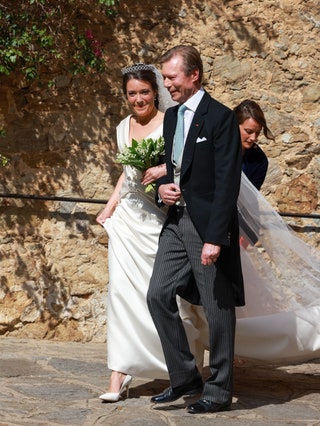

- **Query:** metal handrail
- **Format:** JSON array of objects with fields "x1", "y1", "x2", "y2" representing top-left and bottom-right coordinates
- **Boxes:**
[
  {"x1": 0, "y1": 193, "x2": 320, "y2": 219},
  {"x1": 0, "y1": 193, "x2": 107, "y2": 204}
]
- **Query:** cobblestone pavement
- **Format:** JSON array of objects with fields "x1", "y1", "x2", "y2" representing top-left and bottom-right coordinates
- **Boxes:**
[{"x1": 0, "y1": 337, "x2": 319, "y2": 425}]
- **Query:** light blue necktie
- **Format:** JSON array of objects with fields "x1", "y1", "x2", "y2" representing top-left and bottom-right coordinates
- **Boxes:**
[{"x1": 173, "y1": 104, "x2": 187, "y2": 164}]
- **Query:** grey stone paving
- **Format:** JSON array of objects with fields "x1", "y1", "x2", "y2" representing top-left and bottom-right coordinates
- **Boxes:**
[{"x1": 0, "y1": 337, "x2": 319, "y2": 425}]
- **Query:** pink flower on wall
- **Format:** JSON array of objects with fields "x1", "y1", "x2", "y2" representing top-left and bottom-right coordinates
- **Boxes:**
[{"x1": 85, "y1": 30, "x2": 102, "y2": 58}]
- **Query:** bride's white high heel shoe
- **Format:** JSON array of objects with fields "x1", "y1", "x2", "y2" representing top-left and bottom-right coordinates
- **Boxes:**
[{"x1": 99, "y1": 375, "x2": 132, "y2": 402}]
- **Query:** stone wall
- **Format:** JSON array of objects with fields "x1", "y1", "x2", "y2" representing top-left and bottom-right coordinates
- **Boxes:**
[{"x1": 0, "y1": 0, "x2": 319, "y2": 341}]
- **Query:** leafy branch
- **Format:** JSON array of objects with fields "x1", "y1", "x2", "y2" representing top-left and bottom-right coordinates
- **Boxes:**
[{"x1": 0, "y1": 0, "x2": 120, "y2": 81}]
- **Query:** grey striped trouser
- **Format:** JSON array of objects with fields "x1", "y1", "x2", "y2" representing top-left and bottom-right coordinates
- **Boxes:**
[{"x1": 147, "y1": 206, "x2": 236, "y2": 404}]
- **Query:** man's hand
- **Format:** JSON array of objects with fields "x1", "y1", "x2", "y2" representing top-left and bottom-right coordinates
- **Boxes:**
[
  {"x1": 158, "y1": 183, "x2": 181, "y2": 205},
  {"x1": 201, "y1": 243, "x2": 221, "y2": 265}
]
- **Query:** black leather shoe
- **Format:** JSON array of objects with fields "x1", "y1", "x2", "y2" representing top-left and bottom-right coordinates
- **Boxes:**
[
  {"x1": 187, "y1": 399, "x2": 231, "y2": 414},
  {"x1": 151, "y1": 380, "x2": 203, "y2": 404}
]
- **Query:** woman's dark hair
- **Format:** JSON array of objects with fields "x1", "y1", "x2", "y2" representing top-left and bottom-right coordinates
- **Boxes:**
[
  {"x1": 234, "y1": 100, "x2": 275, "y2": 140},
  {"x1": 159, "y1": 45, "x2": 203, "y2": 84},
  {"x1": 122, "y1": 64, "x2": 159, "y2": 109}
]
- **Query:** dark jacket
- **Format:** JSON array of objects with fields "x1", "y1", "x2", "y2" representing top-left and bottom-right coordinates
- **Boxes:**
[
  {"x1": 157, "y1": 91, "x2": 245, "y2": 307},
  {"x1": 242, "y1": 143, "x2": 268, "y2": 190}
]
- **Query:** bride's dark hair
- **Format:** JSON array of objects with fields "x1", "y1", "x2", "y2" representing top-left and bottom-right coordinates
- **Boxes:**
[{"x1": 122, "y1": 64, "x2": 159, "y2": 109}]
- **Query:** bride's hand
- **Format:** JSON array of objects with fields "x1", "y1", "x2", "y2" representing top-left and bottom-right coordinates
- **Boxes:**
[
  {"x1": 96, "y1": 205, "x2": 115, "y2": 225},
  {"x1": 141, "y1": 164, "x2": 166, "y2": 186}
]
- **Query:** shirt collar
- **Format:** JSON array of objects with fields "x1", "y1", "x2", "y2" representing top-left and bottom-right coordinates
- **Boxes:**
[{"x1": 184, "y1": 87, "x2": 205, "y2": 113}]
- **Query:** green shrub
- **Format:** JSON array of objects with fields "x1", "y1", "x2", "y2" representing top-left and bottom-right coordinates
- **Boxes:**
[{"x1": 0, "y1": 0, "x2": 119, "y2": 80}]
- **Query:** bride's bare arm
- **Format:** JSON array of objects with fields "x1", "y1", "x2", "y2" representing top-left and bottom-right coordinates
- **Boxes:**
[{"x1": 96, "y1": 172, "x2": 125, "y2": 225}]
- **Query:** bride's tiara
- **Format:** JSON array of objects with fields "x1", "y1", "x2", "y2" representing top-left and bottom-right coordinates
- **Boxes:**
[{"x1": 121, "y1": 63, "x2": 156, "y2": 75}]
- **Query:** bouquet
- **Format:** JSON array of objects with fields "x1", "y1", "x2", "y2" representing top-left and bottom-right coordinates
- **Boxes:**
[{"x1": 116, "y1": 136, "x2": 165, "y2": 192}]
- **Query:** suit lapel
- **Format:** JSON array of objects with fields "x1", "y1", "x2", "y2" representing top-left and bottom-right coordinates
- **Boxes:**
[{"x1": 164, "y1": 106, "x2": 179, "y2": 164}]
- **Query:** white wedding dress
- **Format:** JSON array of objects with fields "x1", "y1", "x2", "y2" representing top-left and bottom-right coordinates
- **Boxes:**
[
  {"x1": 103, "y1": 115, "x2": 169, "y2": 378},
  {"x1": 235, "y1": 174, "x2": 320, "y2": 362}
]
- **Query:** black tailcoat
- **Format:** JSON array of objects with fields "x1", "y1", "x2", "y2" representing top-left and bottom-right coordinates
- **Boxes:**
[{"x1": 157, "y1": 91, "x2": 245, "y2": 306}]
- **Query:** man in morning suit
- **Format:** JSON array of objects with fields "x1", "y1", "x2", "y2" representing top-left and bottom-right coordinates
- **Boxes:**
[{"x1": 147, "y1": 45, "x2": 245, "y2": 414}]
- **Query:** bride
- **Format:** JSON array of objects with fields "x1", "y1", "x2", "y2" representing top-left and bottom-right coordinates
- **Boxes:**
[{"x1": 96, "y1": 63, "x2": 181, "y2": 402}]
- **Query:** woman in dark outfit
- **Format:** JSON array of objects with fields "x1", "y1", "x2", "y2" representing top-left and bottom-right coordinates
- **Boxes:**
[{"x1": 234, "y1": 100, "x2": 274, "y2": 190}]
